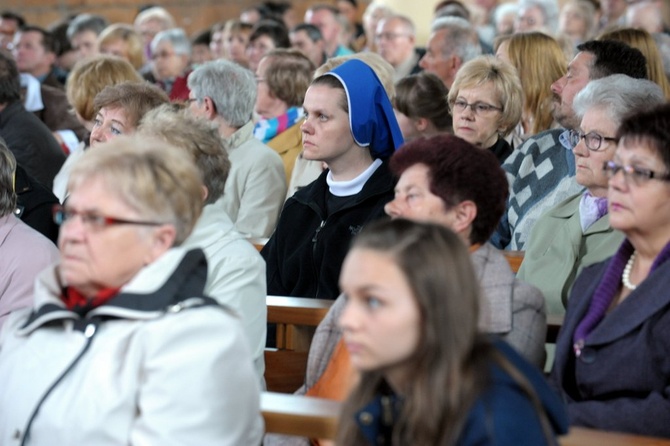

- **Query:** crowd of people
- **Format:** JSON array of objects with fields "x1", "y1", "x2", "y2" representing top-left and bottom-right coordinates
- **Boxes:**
[{"x1": 0, "y1": 0, "x2": 669, "y2": 444}]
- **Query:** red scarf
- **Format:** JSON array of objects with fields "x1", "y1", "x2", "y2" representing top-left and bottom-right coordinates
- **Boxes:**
[{"x1": 61, "y1": 287, "x2": 120, "y2": 311}]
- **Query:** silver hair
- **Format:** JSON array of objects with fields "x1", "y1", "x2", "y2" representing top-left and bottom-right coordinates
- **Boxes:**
[
  {"x1": 187, "y1": 59, "x2": 256, "y2": 127},
  {"x1": 431, "y1": 16, "x2": 482, "y2": 64},
  {"x1": 517, "y1": 0, "x2": 559, "y2": 34},
  {"x1": 494, "y1": 3, "x2": 518, "y2": 25},
  {"x1": 573, "y1": 74, "x2": 665, "y2": 125},
  {"x1": 151, "y1": 28, "x2": 191, "y2": 56},
  {"x1": 66, "y1": 14, "x2": 108, "y2": 41}
]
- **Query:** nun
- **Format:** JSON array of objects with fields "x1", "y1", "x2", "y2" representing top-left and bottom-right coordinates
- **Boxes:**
[{"x1": 262, "y1": 59, "x2": 404, "y2": 300}]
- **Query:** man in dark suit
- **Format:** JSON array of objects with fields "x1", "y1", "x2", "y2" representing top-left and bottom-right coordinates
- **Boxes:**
[
  {"x1": 12, "y1": 26, "x2": 65, "y2": 89},
  {"x1": 0, "y1": 51, "x2": 65, "y2": 190}
]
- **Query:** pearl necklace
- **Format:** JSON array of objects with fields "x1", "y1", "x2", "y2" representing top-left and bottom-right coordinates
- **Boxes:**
[{"x1": 622, "y1": 251, "x2": 637, "y2": 291}]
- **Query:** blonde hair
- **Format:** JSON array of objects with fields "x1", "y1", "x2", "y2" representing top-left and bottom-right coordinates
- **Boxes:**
[
  {"x1": 496, "y1": 32, "x2": 567, "y2": 135},
  {"x1": 139, "y1": 104, "x2": 231, "y2": 204},
  {"x1": 68, "y1": 134, "x2": 203, "y2": 245},
  {"x1": 97, "y1": 23, "x2": 145, "y2": 70},
  {"x1": 66, "y1": 55, "x2": 142, "y2": 121},
  {"x1": 448, "y1": 55, "x2": 523, "y2": 136},
  {"x1": 598, "y1": 27, "x2": 670, "y2": 100},
  {"x1": 314, "y1": 51, "x2": 396, "y2": 99}
]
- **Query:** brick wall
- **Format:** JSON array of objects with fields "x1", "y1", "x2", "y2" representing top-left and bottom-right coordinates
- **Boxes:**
[{"x1": 3, "y1": 0, "x2": 352, "y2": 37}]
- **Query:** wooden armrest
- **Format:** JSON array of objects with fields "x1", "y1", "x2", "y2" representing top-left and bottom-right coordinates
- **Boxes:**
[
  {"x1": 503, "y1": 250, "x2": 525, "y2": 273},
  {"x1": 559, "y1": 426, "x2": 670, "y2": 445},
  {"x1": 261, "y1": 392, "x2": 341, "y2": 439},
  {"x1": 248, "y1": 237, "x2": 269, "y2": 252},
  {"x1": 267, "y1": 295, "x2": 333, "y2": 326}
]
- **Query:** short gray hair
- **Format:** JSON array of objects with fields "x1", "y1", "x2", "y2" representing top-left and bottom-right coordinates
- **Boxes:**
[
  {"x1": 187, "y1": 59, "x2": 256, "y2": 127},
  {"x1": 66, "y1": 13, "x2": 108, "y2": 41},
  {"x1": 151, "y1": 28, "x2": 191, "y2": 56},
  {"x1": 573, "y1": 74, "x2": 665, "y2": 125},
  {"x1": 517, "y1": 0, "x2": 559, "y2": 34},
  {"x1": 653, "y1": 33, "x2": 670, "y2": 83},
  {"x1": 431, "y1": 16, "x2": 481, "y2": 64},
  {"x1": 0, "y1": 137, "x2": 16, "y2": 217}
]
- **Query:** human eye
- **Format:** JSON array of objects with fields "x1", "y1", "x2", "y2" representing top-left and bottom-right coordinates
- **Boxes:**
[
  {"x1": 318, "y1": 113, "x2": 328, "y2": 122},
  {"x1": 364, "y1": 295, "x2": 383, "y2": 310},
  {"x1": 93, "y1": 116, "x2": 103, "y2": 127},
  {"x1": 630, "y1": 166, "x2": 654, "y2": 182},
  {"x1": 81, "y1": 213, "x2": 107, "y2": 229},
  {"x1": 475, "y1": 102, "x2": 493, "y2": 113},
  {"x1": 453, "y1": 99, "x2": 467, "y2": 111},
  {"x1": 585, "y1": 132, "x2": 602, "y2": 149},
  {"x1": 111, "y1": 126, "x2": 123, "y2": 136}
]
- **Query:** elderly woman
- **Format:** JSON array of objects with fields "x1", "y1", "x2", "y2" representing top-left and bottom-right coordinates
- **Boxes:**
[
  {"x1": 0, "y1": 136, "x2": 263, "y2": 444},
  {"x1": 392, "y1": 72, "x2": 452, "y2": 142},
  {"x1": 337, "y1": 219, "x2": 567, "y2": 444},
  {"x1": 97, "y1": 23, "x2": 145, "y2": 71},
  {"x1": 551, "y1": 102, "x2": 670, "y2": 437},
  {"x1": 54, "y1": 55, "x2": 144, "y2": 203},
  {"x1": 254, "y1": 48, "x2": 315, "y2": 182},
  {"x1": 0, "y1": 141, "x2": 59, "y2": 329},
  {"x1": 514, "y1": 0, "x2": 560, "y2": 35},
  {"x1": 261, "y1": 59, "x2": 403, "y2": 300},
  {"x1": 149, "y1": 28, "x2": 192, "y2": 101},
  {"x1": 90, "y1": 81, "x2": 168, "y2": 147},
  {"x1": 448, "y1": 55, "x2": 522, "y2": 162},
  {"x1": 495, "y1": 32, "x2": 566, "y2": 142},
  {"x1": 246, "y1": 20, "x2": 290, "y2": 72},
  {"x1": 139, "y1": 105, "x2": 267, "y2": 382},
  {"x1": 519, "y1": 75, "x2": 664, "y2": 316}
]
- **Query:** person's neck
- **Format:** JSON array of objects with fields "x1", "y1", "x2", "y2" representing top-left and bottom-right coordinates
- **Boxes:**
[
  {"x1": 0, "y1": 103, "x2": 7, "y2": 113},
  {"x1": 218, "y1": 119, "x2": 240, "y2": 138},
  {"x1": 30, "y1": 66, "x2": 51, "y2": 80},
  {"x1": 325, "y1": 40, "x2": 338, "y2": 57},
  {"x1": 328, "y1": 151, "x2": 375, "y2": 182}
]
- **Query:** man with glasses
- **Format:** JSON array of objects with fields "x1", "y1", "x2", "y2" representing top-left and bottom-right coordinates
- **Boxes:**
[
  {"x1": 492, "y1": 40, "x2": 648, "y2": 251},
  {"x1": 374, "y1": 15, "x2": 424, "y2": 82},
  {"x1": 518, "y1": 75, "x2": 663, "y2": 318}
]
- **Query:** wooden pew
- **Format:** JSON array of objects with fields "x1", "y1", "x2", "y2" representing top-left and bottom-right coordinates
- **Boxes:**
[
  {"x1": 503, "y1": 250, "x2": 525, "y2": 273},
  {"x1": 261, "y1": 395, "x2": 670, "y2": 445},
  {"x1": 265, "y1": 296, "x2": 333, "y2": 393},
  {"x1": 262, "y1": 392, "x2": 340, "y2": 439}
]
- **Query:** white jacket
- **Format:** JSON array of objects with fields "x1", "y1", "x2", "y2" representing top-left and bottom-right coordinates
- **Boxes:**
[
  {"x1": 0, "y1": 248, "x2": 263, "y2": 446},
  {"x1": 182, "y1": 199, "x2": 267, "y2": 380}
]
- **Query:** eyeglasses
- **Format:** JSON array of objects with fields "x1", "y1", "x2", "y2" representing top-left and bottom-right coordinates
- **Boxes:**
[
  {"x1": 53, "y1": 205, "x2": 165, "y2": 231},
  {"x1": 374, "y1": 32, "x2": 411, "y2": 41},
  {"x1": 603, "y1": 160, "x2": 670, "y2": 186},
  {"x1": 451, "y1": 99, "x2": 502, "y2": 116},
  {"x1": 569, "y1": 130, "x2": 618, "y2": 152}
]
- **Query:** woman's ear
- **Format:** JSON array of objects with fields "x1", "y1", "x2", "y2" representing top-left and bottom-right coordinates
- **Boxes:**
[
  {"x1": 145, "y1": 225, "x2": 177, "y2": 264},
  {"x1": 415, "y1": 117, "x2": 429, "y2": 132},
  {"x1": 450, "y1": 200, "x2": 477, "y2": 235}
]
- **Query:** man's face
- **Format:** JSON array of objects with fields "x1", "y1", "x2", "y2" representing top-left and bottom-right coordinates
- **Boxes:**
[
  {"x1": 12, "y1": 30, "x2": 54, "y2": 76},
  {"x1": 375, "y1": 18, "x2": 414, "y2": 68},
  {"x1": 71, "y1": 30, "x2": 99, "y2": 61},
  {"x1": 306, "y1": 9, "x2": 339, "y2": 48},
  {"x1": 550, "y1": 51, "x2": 593, "y2": 130},
  {"x1": 290, "y1": 30, "x2": 324, "y2": 67},
  {"x1": 419, "y1": 29, "x2": 453, "y2": 87},
  {"x1": 0, "y1": 17, "x2": 19, "y2": 50}
]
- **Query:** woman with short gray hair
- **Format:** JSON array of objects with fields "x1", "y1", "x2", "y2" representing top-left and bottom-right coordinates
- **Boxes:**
[
  {"x1": 518, "y1": 75, "x2": 665, "y2": 316},
  {"x1": 149, "y1": 28, "x2": 192, "y2": 101}
]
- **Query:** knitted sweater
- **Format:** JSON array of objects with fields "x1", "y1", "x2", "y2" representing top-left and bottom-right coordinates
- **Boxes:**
[{"x1": 491, "y1": 128, "x2": 584, "y2": 250}]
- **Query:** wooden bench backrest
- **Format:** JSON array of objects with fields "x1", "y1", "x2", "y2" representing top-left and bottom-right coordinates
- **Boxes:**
[
  {"x1": 265, "y1": 296, "x2": 333, "y2": 393},
  {"x1": 261, "y1": 394, "x2": 670, "y2": 445}
]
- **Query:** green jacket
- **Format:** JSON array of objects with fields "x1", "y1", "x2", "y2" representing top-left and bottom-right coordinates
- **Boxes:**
[{"x1": 517, "y1": 193, "x2": 624, "y2": 316}]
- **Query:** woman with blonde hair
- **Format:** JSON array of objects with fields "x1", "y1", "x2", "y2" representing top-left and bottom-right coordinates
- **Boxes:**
[
  {"x1": 496, "y1": 32, "x2": 567, "y2": 141},
  {"x1": 97, "y1": 23, "x2": 145, "y2": 70},
  {"x1": 448, "y1": 55, "x2": 523, "y2": 161},
  {"x1": 598, "y1": 27, "x2": 670, "y2": 99}
]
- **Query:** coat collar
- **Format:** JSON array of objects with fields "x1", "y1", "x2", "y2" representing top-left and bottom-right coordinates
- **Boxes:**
[
  {"x1": 548, "y1": 192, "x2": 615, "y2": 235},
  {"x1": 19, "y1": 248, "x2": 209, "y2": 334}
]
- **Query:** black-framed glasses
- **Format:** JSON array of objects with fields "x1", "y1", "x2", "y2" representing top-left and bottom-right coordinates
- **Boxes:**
[
  {"x1": 569, "y1": 130, "x2": 618, "y2": 152},
  {"x1": 52, "y1": 205, "x2": 165, "y2": 231},
  {"x1": 603, "y1": 160, "x2": 670, "y2": 186},
  {"x1": 451, "y1": 99, "x2": 502, "y2": 116}
]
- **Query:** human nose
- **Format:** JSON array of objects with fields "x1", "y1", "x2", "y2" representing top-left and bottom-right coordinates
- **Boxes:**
[
  {"x1": 550, "y1": 75, "x2": 565, "y2": 95},
  {"x1": 90, "y1": 126, "x2": 106, "y2": 145},
  {"x1": 384, "y1": 196, "x2": 402, "y2": 218},
  {"x1": 573, "y1": 136, "x2": 588, "y2": 157},
  {"x1": 338, "y1": 298, "x2": 360, "y2": 333},
  {"x1": 300, "y1": 117, "x2": 313, "y2": 134}
]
